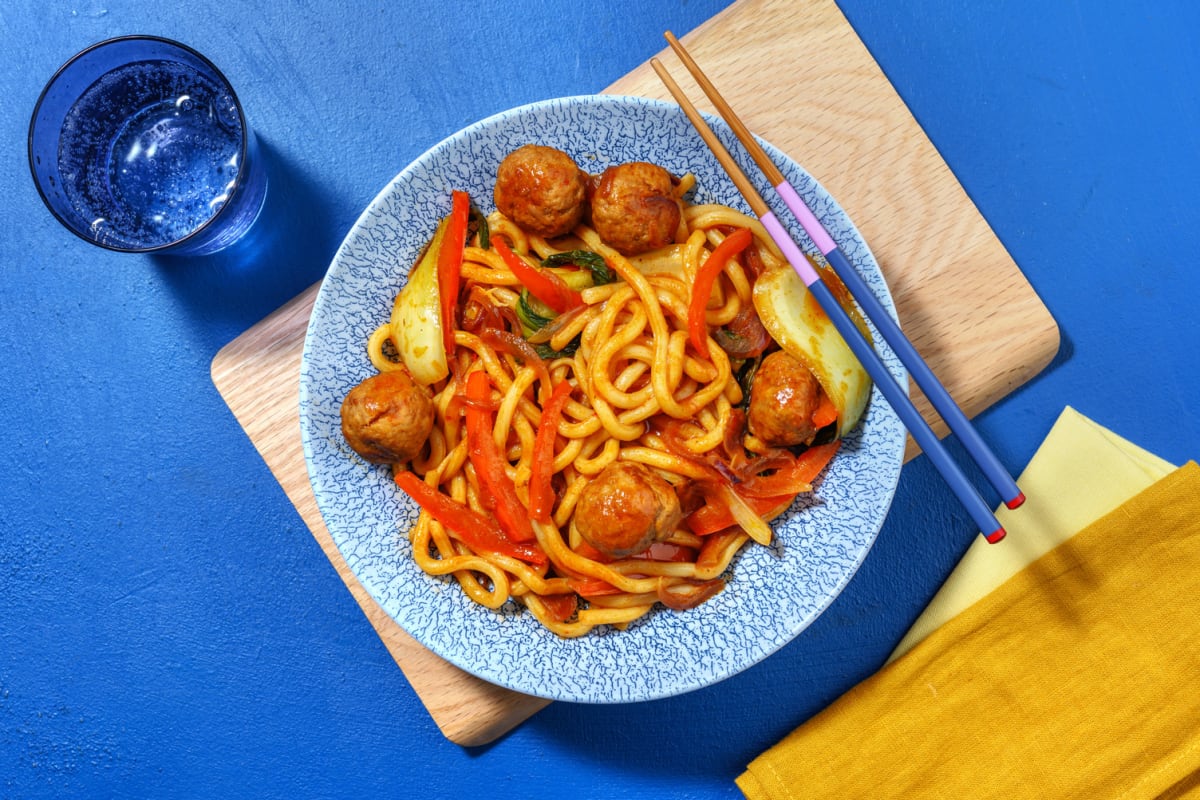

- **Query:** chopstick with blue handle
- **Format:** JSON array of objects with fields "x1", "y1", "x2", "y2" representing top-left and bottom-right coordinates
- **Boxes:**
[
  {"x1": 662, "y1": 31, "x2": 1025, "y2": 512},
  {"x1": 651, "y1": 57, "x2": 1007, "y2": 544}
]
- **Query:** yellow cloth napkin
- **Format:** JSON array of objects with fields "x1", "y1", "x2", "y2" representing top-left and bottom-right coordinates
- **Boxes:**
[
  {"x1": 891, "y1": 406, "x2": 1176, "y2": 661},
  {"x1": 737, "y1": 407, "x2": 1200, "y2": 800}
]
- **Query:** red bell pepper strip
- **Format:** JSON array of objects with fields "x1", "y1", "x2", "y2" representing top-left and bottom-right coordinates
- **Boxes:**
[
  {"x1": 685, "y1": 491, "x2": 795, "y2": 537},
  {"x1": 811, "y1": 391, "x2": 839, "y2": 430},
  {"x1": 393, "y1": 470, "x2": 547, "y2": 566},
  {"x1": 528, "y1": 380, "x2": 574, "y2": 523},
  {"x1": 437, "y1": 190, "x2": 471, "y2": 359},
  {"x1": 637, "y1": 542, "x2": 697, "y2": 562},
  {"x1": 464, "y1": 370, "x2": 537, "y2": 543},
  {"x1": 567, "y1": 576, "x2": 623, "y2": 597},
  {"x1": 537, "y1": 593, "x2": 578, "y2": 623},
  {"x1": 685, "y1": 441, "x2": 842, "y2": 535},
  {"x1": 738, "y1": 441, "x2": 842, "y2": 498},
  {"x1": 688, "y1": 227, "x2": 753, "y2": 358},
  {"x1": 571, "y1": 539, "x2": 614, "y2": 564},
  {"x1": 493, "y1": 236, "x2": 584, "y2": 314}
]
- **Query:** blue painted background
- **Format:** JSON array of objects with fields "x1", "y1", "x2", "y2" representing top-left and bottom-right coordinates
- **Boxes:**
[{"x1": 2, "y1": 1, "x2": 1197, "y2": 796}]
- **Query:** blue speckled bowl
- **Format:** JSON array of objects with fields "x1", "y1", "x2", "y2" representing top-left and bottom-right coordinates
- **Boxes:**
[{"x1": 299, "y1": 95, "x2": 907, "y2": 703}]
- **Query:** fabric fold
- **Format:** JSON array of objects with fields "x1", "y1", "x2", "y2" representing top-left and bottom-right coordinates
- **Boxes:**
[
  {"x1": 892, "y1": 406, "x2": 1175, "y2": 660},
  {"x1": 738, "y1": 408, "x2": 1198, "y2": 800}
]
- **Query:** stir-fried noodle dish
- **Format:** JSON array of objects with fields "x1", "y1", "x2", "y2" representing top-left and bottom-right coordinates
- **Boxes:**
[{"x1": 339, "y1": 144, "x2": 872, "y2": 637}]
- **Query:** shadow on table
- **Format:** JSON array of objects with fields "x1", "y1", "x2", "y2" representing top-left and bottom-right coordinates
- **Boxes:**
[
  {"x1": 152, "y1": 138, "x2": 337, "y2": 340},
  {"x1": 443, "y1": 588, "x2": 892, "y2": 772},
  {"x1": 512, "y1": 613, "x2": 891, "y2": 781}
]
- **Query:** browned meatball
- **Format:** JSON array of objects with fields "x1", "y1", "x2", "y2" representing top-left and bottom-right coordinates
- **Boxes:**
[
  {"x1": 589, "y1": 162, "x2": 681, "y2": 255},
  {"x1": 493, "y1": 144, "x2": 588, "y2": 238},
  {"x1": 340, "y1": 369, "x2": 436, "y2": 464},
  {"x1": 747, "y1": 350, "x2": 825, "y2": 448},
  {"x1": 574, "y1": 462, "x2": 683, "y2": 558}
]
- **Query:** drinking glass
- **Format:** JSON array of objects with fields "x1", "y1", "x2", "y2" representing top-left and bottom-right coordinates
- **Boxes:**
[{"x1": 28, "y1": 35, "x2": 268, "y2": 256}]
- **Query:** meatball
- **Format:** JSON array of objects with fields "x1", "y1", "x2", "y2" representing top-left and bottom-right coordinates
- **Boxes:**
[
  {"x1": 340, "y1": 369, "x2": 436, "y2": 464},
  {"x1": 747, "y1": 350, "x2": 826, "y2": 448},
  {"x1": 493, "y1": 144, "x2": 588, "y2": 238},
  {"x1": 589, "y1": 162, "x2": 681, "y2": 255},
  {"x1": 574, "y1": 462, "x2": 683, "y2": 558}
]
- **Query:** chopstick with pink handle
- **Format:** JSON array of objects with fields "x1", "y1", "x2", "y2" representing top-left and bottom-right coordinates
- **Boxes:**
[
  {"x1": 662, "y1": 31, "x2": 1025, "y2": 513},
  {"x1": 651, "y1": 56, "x2": 1007, "y2": 544}
]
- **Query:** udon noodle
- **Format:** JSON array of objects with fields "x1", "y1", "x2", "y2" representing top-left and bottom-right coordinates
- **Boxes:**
[{"x1": 341, "y1": 150, "x2": 868, "y2": 637}]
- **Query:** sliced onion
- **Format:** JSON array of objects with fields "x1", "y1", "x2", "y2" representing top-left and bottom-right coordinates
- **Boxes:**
[
  {"x1": 656, "y1": 577, "x2": 725, "y2": 610},
  {"x1": 524, "y1": 303, "x2": 588, "y2": 345},
  {"x1": 479, "y1": 327, "x2": 553, "y2": 390},
  {"x1": 460, "y1": 285, "x2": 508, "y2": 333},
  {"x1": 716, "y1": 483, "x2": 774, "y2": 546},
  {"x1": 713, "y1": 305, "x2": 772, "y2": 359}
]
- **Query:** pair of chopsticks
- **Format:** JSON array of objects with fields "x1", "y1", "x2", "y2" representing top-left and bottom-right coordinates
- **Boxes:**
[{"x1": 654, "y1": 32, "x2": 1024, "y2": 543}]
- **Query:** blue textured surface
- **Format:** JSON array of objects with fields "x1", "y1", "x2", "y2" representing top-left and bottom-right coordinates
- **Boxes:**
[{"x1": 3, "y1": 1, "x2": 1199, "y2": 797}]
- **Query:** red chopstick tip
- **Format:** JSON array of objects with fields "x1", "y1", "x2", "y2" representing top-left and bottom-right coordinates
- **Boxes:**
[
  {"x1": 984, "y1": 527, "x2": 1007, "y2": 544},
  {"x1": 1005, "y1": 492, "x2": 1027, "y2": 510}
]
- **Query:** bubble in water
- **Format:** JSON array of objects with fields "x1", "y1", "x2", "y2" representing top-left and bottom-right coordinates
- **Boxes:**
[
  {"x1": 57, "y1": 59, "x2": 245, "y2": 249},
  {"x1": 215, "y1": 93, "x2": 240, "y2": 131}
]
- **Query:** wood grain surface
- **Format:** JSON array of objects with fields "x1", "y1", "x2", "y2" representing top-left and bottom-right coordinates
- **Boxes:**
[{"x1": 210, "y1": 0, "x2": 1059, "y2": 747}]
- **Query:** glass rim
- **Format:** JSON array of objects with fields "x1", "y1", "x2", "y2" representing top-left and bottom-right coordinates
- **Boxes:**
[{"x1": 28, "y1": 34, "x2": 254, "y2": 254}]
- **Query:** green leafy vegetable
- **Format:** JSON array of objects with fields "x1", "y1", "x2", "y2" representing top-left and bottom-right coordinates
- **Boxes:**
[
  {"x1": 469, "y1": 204, "x2": 490, "y2": 250},
  {"x1": 534, "y1": 338, "x2": 580, "y2": 360},
  {"x1": 517, "y1": 290, "x2": 556, "y2": 336},
  {"x1": 542, "y1": 250, "x2": 614, "y2": 285}
]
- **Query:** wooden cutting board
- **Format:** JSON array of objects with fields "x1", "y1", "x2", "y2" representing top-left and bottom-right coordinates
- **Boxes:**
[{"x1": 210, "y1": 0, "x2": 1060, "y2": 747}]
